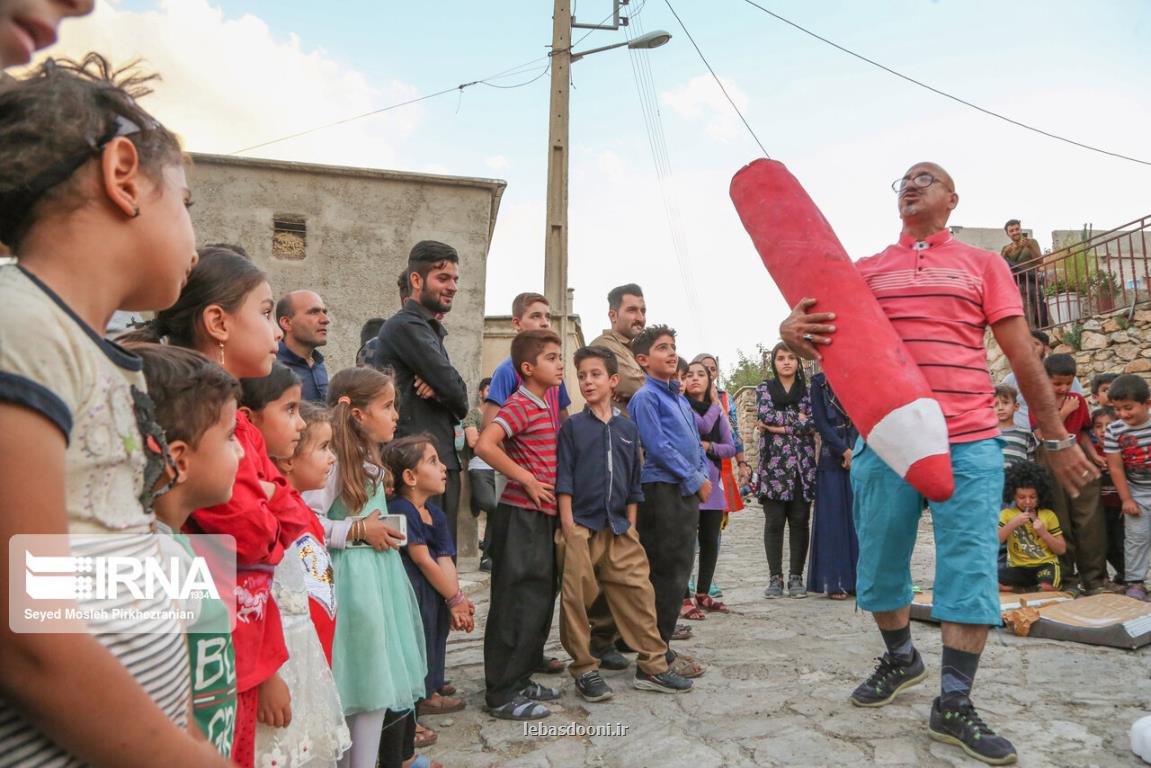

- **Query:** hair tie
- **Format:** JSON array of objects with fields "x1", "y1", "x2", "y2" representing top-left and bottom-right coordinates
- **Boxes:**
[{"x1": 337, "y1": 396, "x2": 352, "y2": 405}]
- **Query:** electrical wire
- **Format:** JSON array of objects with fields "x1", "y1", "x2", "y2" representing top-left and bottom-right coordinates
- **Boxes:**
[
  {"x1": 663, "y1": 0, "x2": 770, "y2": 158},
  {"x1": 737, "y1": 0, "x2": 1151, "y2": 168},
  {"x1": 480, "y1": 64, "x2": 551, "y2": 89},
  {"x1": 624, "y1": 3, "x2": 709, "y2": 348}
]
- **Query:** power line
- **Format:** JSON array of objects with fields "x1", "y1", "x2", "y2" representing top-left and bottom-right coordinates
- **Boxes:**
[
  {"x1": 230, "y1": 86, "x2": 465, "y2": 155},
  {"x1": 663, "y1": 0, "x2": 770, "y2": 158},
  {"x1": 738, "y1": 0, "x2": 1151, "y2": 168}
]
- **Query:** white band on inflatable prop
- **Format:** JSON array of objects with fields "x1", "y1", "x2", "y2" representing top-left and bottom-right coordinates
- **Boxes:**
[{"x1": 730, "y1": 158, "x2": 954, "y2": 501}]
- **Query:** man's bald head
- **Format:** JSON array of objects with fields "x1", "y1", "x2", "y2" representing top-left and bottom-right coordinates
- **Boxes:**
[
  {"x1": 277, "y1": 289, "x2": 330, "y2": 350},
  {"x1": 896, "y1": 161, "x2": 959, "y2": 229}
]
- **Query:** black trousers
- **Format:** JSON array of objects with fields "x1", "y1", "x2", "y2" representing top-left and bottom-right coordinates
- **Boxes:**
[
  {"x1": 377, "y1": 709, "x2": 415, "y2": 768},
  {"x1": 468, "y1": 468, "x2": 497, "y2": 555},
  {"x1": 430, "y1": 469, "x2": 461, "y2": 557},
  {"x1": 483, "y1": 504, "x2": 557, "y2": 707},
  {"x1": 694, "y1": 508, "x2": 724, "y2": 596},
  {"x1": 1104, "y1": 503, "x2": 1126, "y2": 580},
  {"x1": 762, "y1": 490, "x2": 811, "y2": 578},
  {"x1": 636, "y1": 482, "x2": 700, "y2": 645}
]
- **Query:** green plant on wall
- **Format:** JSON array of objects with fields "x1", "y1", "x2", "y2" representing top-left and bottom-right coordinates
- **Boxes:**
[
  {"x1": 1046, "y1": 224, "x2": 1095, "y2": 295},
  {"x1": 1062, "y1": 322, "x2": 1084, "y2": 351}
]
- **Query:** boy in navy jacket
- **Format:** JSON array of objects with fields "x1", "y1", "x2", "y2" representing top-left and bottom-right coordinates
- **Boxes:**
[{"x1": 556, "y1": 347, "x2": 693, "y2": 702}]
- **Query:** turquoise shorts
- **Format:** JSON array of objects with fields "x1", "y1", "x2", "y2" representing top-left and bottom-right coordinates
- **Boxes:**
[{"x1": 851, "y1": 436, "x2": 1004, "y2": 625}]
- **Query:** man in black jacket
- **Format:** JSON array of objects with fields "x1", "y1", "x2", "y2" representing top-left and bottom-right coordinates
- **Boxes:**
[{"x1": 375, "y1": 240, "x2": 470, "y2": 548}]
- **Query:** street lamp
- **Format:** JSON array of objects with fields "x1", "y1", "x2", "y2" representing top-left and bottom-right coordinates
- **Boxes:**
[
  {"x1": 570, "y1": 30, "x2": 673, "y2": 61},
  {"x1": 543, "y1": 1, "x2": 670, "y2": 364}
]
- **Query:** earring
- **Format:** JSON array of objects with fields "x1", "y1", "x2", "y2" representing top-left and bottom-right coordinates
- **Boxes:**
[
  {"x1": 217, "y1": 342, "x2": 225, "y2": 365},
  {"x1": 132, "y1": 207, "x2": 140, "y2": 218}
]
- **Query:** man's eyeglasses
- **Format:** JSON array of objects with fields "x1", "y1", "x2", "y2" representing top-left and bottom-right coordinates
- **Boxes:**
[{"x1": 891, "y1": 172, "x2": 945, "y2": 194}]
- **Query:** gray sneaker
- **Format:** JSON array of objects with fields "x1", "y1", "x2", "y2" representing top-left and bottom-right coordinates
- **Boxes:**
[
  {"x1": 788, "y1": 575, "x2": 808, "y2": 599},
  {"x1": 763, "y1": 575, "x2": 784, "y2": 599}
]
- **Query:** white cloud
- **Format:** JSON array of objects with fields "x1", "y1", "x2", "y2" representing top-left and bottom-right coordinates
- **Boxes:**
[
  {"x1": 484, "y1": 154, "x2": 509, "y2": 171},
  {"x1": 39, "y1": 0, "x2": 423, "y2": 169},
  {"x1": 660, "y1": 74, "x2": 751, "y2": 142}
]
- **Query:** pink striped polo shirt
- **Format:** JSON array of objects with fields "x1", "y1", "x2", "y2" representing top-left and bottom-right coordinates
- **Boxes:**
[{"x1": 855, "y1": 229, "x2": 1023, "y2": 443}]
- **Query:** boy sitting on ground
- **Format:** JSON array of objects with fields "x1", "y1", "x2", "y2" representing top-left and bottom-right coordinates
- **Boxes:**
[{"x1": 998, "y1": 461, "x2": 1066, "y2": 592}]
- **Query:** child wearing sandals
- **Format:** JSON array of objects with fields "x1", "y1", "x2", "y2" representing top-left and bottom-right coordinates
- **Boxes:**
[
  {"x1": 302, "y1": 367, "x2": 435, "y2": 768},
  {"x1": 384, "y1": 437, "x2": 476, "y2": 721},
  {"x1": 242, "y1": 368, "x2": 351, "y2": 767},
  {"x1": 681, "y1": 359, "x2": 736, "y2": 619},
  {"x1": 0, "y1": 57, "x2": 229, "y2": 767}
]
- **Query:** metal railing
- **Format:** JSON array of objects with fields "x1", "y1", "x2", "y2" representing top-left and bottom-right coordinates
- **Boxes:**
[{"x1": 1009, "y1": 214, "x2": 1151, "y2": 329}]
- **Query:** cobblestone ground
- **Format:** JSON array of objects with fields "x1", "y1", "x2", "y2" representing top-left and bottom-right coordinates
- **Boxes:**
[{"x1": 428, "y1": 505, "x2": 1149, "y2": 767}]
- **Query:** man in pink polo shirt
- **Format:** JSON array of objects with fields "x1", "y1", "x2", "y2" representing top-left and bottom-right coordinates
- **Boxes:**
[{"x1": 782, "y1": 161, "x2": 1097, "y2": 766}]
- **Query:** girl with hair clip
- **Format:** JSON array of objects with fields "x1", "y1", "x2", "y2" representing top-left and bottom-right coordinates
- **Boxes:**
[
  {"x1": 0, "y1": 55, "x2": 228, "y2": 766},
  {"x1": 301, "y1": 368, "x2": 435, "y2": 768},
  {"x1": 681, "y1": 360, "x2": 737, "y2": 618},
  {"x1": 383, "y1": 436, "x2": 475, "y2": 721},
  {"x1": 125, "y1": 244, "x2": 314, "y2": 766}
]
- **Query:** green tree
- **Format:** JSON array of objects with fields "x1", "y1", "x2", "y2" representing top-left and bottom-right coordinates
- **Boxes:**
[{"x1": 723, "y1": 343, "x2": 771, "y2": 393}]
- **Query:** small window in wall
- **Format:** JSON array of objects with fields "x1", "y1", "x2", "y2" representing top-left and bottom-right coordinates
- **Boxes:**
[{"x1": 272, "y1": 214, "x2": 306, "y2": 260}]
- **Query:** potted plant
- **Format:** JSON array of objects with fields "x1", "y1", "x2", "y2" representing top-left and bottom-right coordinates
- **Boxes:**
[
  {"x1": 1087, "y1": 268, "x2": 1120, "y2": 313},
  {"x1": 1044, "y1": 274, "x2": 1081, "y2": 325}
]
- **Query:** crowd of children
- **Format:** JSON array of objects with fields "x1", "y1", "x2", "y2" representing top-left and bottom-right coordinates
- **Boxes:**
[
  {"x1": 995, "y1": 352, "x2": 1151, "y2": 600},
  {"x1": 0, "y1": 51, "x2": 740, "y2": 766},
  {"x1": 7, "y1": 25, "x2": 1151, "y2": 768}
]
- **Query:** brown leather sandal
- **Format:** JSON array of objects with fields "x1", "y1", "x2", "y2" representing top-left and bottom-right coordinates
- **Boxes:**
[
  {"x1": 695, "y1": 594, "x2": 729, "y2": 613},
  {"x1": 680, "y1": 597, "x2": 707, "y2": 621}
]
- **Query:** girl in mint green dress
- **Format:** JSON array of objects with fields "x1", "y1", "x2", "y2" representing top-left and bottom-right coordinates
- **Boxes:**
[{"x1": 302, "y1": 368, "x2": 427, "y2": 768}]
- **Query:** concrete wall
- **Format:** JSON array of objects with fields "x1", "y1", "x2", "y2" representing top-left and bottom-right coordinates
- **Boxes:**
[
  {"x1": 481, "y1": 314, "x2": 588, "y2": 412},
  {"x1": 950, "y1": 225, "x2": 1030, "y2": 254},
  {"x1": 187, "y1": 153, "x2": 506, "y2": 393}
]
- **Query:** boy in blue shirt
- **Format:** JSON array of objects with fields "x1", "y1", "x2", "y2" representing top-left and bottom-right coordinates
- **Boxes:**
[
  {"x1": 556, "y1": 346, "x2": 693, "y2": 702},
  {"x1": 628, "y1": 325, "x2": 712, "y2": 679}
]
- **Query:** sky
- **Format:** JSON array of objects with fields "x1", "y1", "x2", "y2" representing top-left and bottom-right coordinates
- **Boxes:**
[{"x1": 38, "y1": 0, "x2": 1151, "y2": 379}]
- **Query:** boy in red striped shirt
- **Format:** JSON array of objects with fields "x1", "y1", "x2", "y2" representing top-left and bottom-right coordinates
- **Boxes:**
[{"x1": 476, "y1": 329, "x2": 566, "y2": 721}]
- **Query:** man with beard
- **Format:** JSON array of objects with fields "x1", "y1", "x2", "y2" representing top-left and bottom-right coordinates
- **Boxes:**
[
  {"x1": 1000, "y1": 219, "x2": 1048, "y2": 328},
  {"x1": 375, "y1": 241, "x2": 469, "y2": 548},
  {"x1": 275, "y1": 289, "x2": 331, "y2": 402},
  {"x1": 590, "y1": 284, "x2": 647, "y2": 415}
]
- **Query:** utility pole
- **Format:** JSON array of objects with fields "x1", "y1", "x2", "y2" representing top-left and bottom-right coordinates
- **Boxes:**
[{"x1": 544, "y1": 0, "x2": 573, "y2": 362}]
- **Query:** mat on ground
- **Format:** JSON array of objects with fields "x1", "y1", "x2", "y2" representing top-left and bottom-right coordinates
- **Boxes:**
[{"x1": 910, "y1": 591, "x2": 1151, "y2": 650}]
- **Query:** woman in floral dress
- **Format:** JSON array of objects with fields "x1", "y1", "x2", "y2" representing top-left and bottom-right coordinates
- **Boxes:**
[{"x1": 756, "y1": 342, "x2": 817, "y2": 599}]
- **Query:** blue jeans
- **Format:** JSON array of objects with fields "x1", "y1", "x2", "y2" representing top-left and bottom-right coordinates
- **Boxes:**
[{"x1": 851, "y1": 437, "x2": 1004, "y2": 625}]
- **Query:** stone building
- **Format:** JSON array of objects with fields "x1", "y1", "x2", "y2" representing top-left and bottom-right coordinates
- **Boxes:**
[
  {"x1": 187, "y1": 153, "x2": 506, "y2": 557},
  {"x1": 187, "y1": 153, "x2": 506, "y2": 387}
]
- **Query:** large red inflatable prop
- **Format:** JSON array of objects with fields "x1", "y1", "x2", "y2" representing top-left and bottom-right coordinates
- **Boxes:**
[{"x1": 730, "y1": 159, "x2": 954, "y2": 501}]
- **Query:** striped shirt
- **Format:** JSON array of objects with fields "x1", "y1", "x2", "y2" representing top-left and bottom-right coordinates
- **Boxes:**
[
  {"x1": 1000, "y1": 426, "x2": 1036, "y2": 467},
  {"x1": 856, "y1": 230, "x2": 1023, "y2": 443},
  {"x1": 0, "y1": 267, "x2": 190, "y2": 766},
  {"x1": 1104, "y1": 416, "x2": 1151, "y2": 486},
  {"x1": 494, "y1": 386, "x2": 559, "y2": 515}
]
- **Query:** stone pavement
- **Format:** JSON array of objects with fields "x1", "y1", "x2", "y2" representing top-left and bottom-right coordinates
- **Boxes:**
[{"x1": 427, "y1": 505, "x2": 1149, "y2": 767}]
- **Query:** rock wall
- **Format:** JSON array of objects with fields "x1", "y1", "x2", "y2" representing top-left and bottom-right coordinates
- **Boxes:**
[
  {"x1": 986, "y1": 308, "x2": 1151, "y2": 385},
  {"x1": 733, "y1": 385, "x2": 761, "y2": 470}
]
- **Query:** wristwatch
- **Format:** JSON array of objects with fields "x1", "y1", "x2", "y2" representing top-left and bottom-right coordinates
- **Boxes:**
[{"x1": 1041, "y1": 435, "x2": 1077, "y2": 452}]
